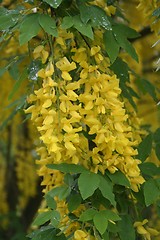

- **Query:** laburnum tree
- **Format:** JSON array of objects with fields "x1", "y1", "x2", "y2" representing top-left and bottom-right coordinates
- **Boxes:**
[{"x1": 0, "y1": 0, "x2": 160, "y2": 240}]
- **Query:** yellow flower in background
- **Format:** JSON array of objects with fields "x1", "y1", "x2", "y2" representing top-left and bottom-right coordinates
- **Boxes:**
[{"x1": 134, "y1": 219, "x2": 159, "y2": 240}]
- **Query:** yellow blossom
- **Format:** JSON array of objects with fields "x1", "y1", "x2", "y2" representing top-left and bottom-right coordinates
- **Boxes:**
[
  {"x1": 134, "y1": 219, "x2": 159, "y2": 240},
  {"x1": 33, "y1": 45, "x2": 49, "y2": 63},
  {"x1": 74, "y1": 230, "x2": 89, "y2": 240},
  {"x1": 56, "y1": 57, "x2": 76, "y2": 71}
]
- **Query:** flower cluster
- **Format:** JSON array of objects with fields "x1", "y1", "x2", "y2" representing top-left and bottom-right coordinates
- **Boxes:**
[
  {"x1": 25, "y1": 28, "x2": 146, "y2": 238},
  {"x1": 26, "y1": 38, "x2": 144, "y2": 192}
]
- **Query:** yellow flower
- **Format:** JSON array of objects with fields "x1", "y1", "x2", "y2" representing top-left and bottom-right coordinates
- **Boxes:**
[
  {"x1": 74, "y1": 230, "x2": 88, "y2": 240},
  {"x1": 72, "y1": 47, "x2": 87, "y2": 63},
  {"x1": 134, "y1": 219, "x2": 159, "y2": 240},
  {"x1": 33, "y1": 45, "x2": 49, "y2": 63},
  {"x1": 56, "y1": 57, "x2": 76, "y2": 80},
  {"x1": 56, "y1": 57, "x2": 76, "y2": 71}
]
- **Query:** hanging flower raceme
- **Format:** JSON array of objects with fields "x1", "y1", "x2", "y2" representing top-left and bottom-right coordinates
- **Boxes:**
[
  {"x1": 25, "y1": 38, "x2": 144, "y2": 196},
  {"x1": 22, "y1": 16, "x2": 150, "y2": 238}
]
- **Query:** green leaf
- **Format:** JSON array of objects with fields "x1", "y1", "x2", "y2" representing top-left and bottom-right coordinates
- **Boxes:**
[
  {"x1": 102, "y1": 231, "x2": 109, "y2": 240},
  {"x1": 42, "y1": 0, "x2": 62, "y2": 8},
  {"x1": 80, "y1": 4, "x2": 112, "y2": 30},
  {"x1": 93, "y1": 211, "x2": 108, "y2": 235},
  {"x1": 98, "y1": 176, "x2": 116, "y2": 207},
  {"x1": 78, "y1": 172, "x2": 100, "y2": 200},
  {"x1": 102, "y1": 210, "x2": 121, "y2": 221},
  {"x1": 154, "y1": 128, "x2": 160, "y2": 143},
  {"x1": 19, "y1": 13, "x2": 41, "y2": 45},
  {"x1": 113, "y1": 24, "x2": 139, "y2": 62},
  {"x1": 47, "y1": 163, "x2": 87, "y2": 173},
  {"x1": 118, "y1": 215, "x2": 135, "y2": 240},
  {"x1": 106, "y1": 170, "x2": 130, "y2": 187},
  {"x1": 27, "y1": 226, "x2": 67, "y2": 240},
  {"x1": 137, "y1": 133, "x2": 153, "y2": 162},
  {"x1": 0, "y1": 13, "x2": 18, "y2": 31},
  {"x1": 61, "y1": 16, "x2": 74, "y2": 29},
  {"x1": 45, "y1": 194, "x2": 57, "y2": 209},
  {"x1": 32, "y1": 211, "x2": 52, "y2": 226},
  {"x1": 8, "y1": 68, "x2": 27, "y2": 100},
  {"x1": 47, "y1": 185, "x2": 71, "y2": 200},
  {"x1": 139, "y1": 162, "x2": 160, "y2": 177},
  {"x1": 68, "y1": 194, "x2": 82, "y2": 212},
  {"x1": 73, "y1": 15, "x2": 94, "y2": 40},
  {"x1": 79, "y1": 208, "x2": 97, "y2": 222},
  {"x1": 108, "y1": 221, "x2": 119, "y2": 233},
  {"x1": 121, "y1": 83, "x2": 137, "y2": 109},
  {"x1": 110, "y1": 58, "x2": 130, "y2": 83},
  {"x1": 110, "y1": 57, "x2": 138, "y2": 109},
  {"x1": 144, "y1": 179, "x2": 160, "y2": 206},
  {"x1": 127, "y1": 86, "x2": 140, "y2": 99},
  {"x1": 27, "y1": 226, "x2": 56, "y2": 239},
  {"x1": 50, "y1": 211, "x2": 61, "y2": 228},
  {"x1": 64, "y1": 173, "x2": 74, "y2": 186},
  {"x1": 103, "y1": 30, "x2": 120, "y2": 63},
  {"x1": 141, "y1": 79, "x2": 158, "y2": 102},
  {"x1": 114, "y1": 24, "x2": 140, "y2": 39},
  {"x1": 39, "y1": 14, "x2": 58, "y2": 37},
  {"x1": 155, "y1": 143, "x2": 160, "y2": 160}
]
